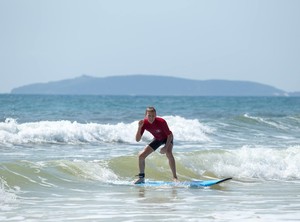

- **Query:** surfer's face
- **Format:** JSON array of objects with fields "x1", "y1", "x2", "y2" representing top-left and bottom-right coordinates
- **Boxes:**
[{"x1": 146, "y1": 111, "x2": 156, "y2": 124}]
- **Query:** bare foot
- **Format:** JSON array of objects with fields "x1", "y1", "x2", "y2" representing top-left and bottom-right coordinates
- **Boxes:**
[{"x1": 173, "y1": 177, "x2": 179, "y2": 183}]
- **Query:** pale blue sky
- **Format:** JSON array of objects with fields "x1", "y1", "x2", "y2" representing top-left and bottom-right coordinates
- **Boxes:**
[{"x1": 0, "y1": 0, "x2": 299, "y2": 93}]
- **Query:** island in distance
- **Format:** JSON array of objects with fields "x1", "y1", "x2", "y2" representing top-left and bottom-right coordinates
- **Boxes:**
[{"x1": 10, "y1": 74, "x2": 298, "y2": 96}]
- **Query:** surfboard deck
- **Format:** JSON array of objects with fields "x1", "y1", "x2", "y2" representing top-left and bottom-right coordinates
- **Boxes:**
[{"x1": 134, "y1": 177, "x2": 232, "y2": 188}]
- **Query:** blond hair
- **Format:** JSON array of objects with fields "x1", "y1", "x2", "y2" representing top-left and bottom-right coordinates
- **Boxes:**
[{"x1": 145, "y1": 106, "x2": 156, "y2": 115}]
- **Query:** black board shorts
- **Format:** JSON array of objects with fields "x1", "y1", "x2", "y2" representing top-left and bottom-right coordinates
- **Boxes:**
[{"x1": 149, "y1": 138, "x2": 173, "y2": 151}]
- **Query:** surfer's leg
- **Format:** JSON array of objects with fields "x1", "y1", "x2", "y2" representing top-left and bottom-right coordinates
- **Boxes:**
[
  {"x1": 138, "y1": 146, "x2": 153, "y2": 173},
  {"x1": 165, "y1": 143, "x2": 178, "y2": 181},
  {"x1": 135, "y1": 146, "x2": 153, "y2": 184}
]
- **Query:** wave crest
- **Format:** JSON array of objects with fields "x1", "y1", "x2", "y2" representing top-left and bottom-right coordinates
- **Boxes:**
[{"x1": 0, "y1": 117, "x2": 212, "y2": 145}]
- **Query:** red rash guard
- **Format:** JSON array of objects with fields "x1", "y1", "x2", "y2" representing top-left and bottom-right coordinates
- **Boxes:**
[{"x1": 141, "y1": 117, "x2": 172, "y2": 141}]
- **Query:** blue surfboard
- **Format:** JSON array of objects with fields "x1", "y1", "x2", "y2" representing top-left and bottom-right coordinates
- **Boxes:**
[{"x1": 135, "y1": 177, "x2": 232, "y2": 188}]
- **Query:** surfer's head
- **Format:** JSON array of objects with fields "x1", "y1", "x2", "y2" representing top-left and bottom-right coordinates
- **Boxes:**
[{"x1": 145, "y1": 106, "x2": 156, "y2": 124}]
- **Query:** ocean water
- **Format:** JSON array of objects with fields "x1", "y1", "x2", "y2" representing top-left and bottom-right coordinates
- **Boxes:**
[{"x1": 1, "y1": 95, "x2": 300, "y2": 221}]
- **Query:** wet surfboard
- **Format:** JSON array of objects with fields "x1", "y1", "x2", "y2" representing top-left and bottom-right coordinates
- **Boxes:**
[{"x1": 135, "y1": 177, "x2": 232, "y2": 188}]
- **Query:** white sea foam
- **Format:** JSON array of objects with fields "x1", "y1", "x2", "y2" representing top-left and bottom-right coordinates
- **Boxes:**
[
  {"x1": 180, "y1": 145, "x2": 300, "y2": 181},
  {"x1": 0, "y1": 117, "x2": 211, "y2": 145},
  {"x1": 0, "y1": 177, "x2": 18, "y2": 210},
  {"x1": 64, "y1": 145, "x2": 300, "y2": 182},
  {"x1": 243, "y1": 113, "x2": 288, "y2": 130},
  {"x1": 58, "y1": 159, "x2": 119, "y2": 182}
]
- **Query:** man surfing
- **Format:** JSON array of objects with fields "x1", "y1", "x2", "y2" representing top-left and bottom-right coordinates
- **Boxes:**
[{"x1": 134, "y1": 107, "x2": 178, "y2": 184}]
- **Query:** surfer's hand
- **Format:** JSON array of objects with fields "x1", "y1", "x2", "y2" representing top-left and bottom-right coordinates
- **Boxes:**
[
  {"x1": 160, "y1": 146, "x2": 166, "y2": 154},
  {"x1": 138, "y1": 120, "x2": 144, "y2": 128}
]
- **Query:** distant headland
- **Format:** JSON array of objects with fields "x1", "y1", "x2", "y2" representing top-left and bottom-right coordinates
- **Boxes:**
[{"x1": 10, "y1": 74, "x2": 299, "y2": 96}]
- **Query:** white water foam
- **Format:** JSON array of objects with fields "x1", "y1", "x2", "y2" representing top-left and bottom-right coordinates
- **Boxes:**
[
  {"x1": 57, "y1": 159, "x2": 119, "y2": 182},
  {"x1": 243, "y1": 113, "x2": 289, "y2": 130},
  {"x1": 179, "y1": 145, "x2": 300, "y2": 181},
  {"x1": 0, "y1": 177, "x2": 18, "y2": 210},
  {"x1": 0, "y1": 117, "x2": 211, "y2": 145}
]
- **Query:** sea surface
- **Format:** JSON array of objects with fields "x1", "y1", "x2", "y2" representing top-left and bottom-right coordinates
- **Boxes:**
[{"x1": 1, "y1": 95, "x2": 300, "y2": 221}]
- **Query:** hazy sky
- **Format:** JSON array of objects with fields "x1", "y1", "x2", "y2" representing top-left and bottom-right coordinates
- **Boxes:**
[{"x1": 1, "y1": 0, "x2": 299, "y2": 93}]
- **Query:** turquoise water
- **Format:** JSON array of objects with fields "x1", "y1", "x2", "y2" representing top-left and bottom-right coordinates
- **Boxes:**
[{"x1": 1, "y1": 95, "x2": 300, "y2": 221}]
